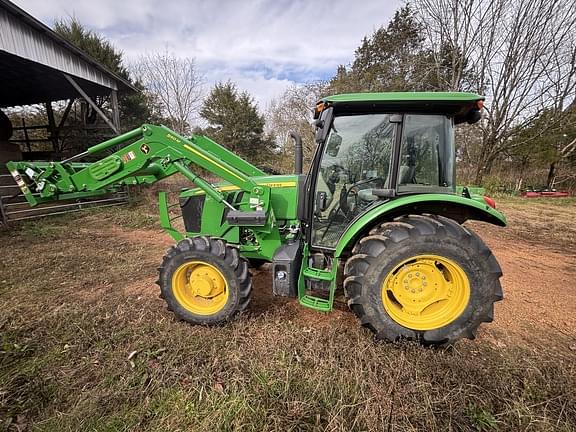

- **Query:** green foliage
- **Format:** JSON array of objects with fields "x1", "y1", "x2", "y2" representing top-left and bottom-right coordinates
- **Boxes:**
[
  {"x1": 52, "y1": 18, "x2": 161, "y2": 145},
  {"x1": 505, "y1": 105, "x2": 576, "y2": 188},
  {"x1": 513, "y1": 107, "x2": 576, "y2": 162},
  {"x1": 466, "y1": 405, "x2": 498, "y2": 431},
  {"x1": 119, "y1": 81, "x2": 167, "y2": 131},
  {"x1": 329, "y1": 6, "x2": 432, "y2": 93},
  {"x1": 54, "y1": 18, "x2": 129, "y2": 80},
  {"x1": 199, "y1": 81, "x2": 277, "y2": 164},
  {"x1": 482, "y1": 176, "x2": 505, "y2": 195}
]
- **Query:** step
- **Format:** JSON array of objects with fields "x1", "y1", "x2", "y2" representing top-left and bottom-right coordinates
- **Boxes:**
[
  {"x1": 302, "y1": 267, "x2": 333, "y2": 281},
  {"x1": 299, "y1": 295, "x2": 332, "y2": 312}
]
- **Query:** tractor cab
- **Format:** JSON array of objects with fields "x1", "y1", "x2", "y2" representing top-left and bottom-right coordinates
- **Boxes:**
[{"x1": 308, "y1": 92, "x2": 484, "y2": 248}]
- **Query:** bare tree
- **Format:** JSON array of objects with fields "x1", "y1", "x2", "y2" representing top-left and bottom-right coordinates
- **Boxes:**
[
  {"x1": 266, "y1": 82, "x2": 327, "y2": 172},
  {"x1": 415, "y1": 0, "x2": 576, "y2": 183},
  {"x1": 133, "y1": 52, "x2": 204, "y2": 135}
]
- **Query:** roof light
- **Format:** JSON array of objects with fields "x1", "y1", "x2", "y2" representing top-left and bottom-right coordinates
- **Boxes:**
[{"x1": 313, "y1": 101, "x2": 326, "y2": 119}]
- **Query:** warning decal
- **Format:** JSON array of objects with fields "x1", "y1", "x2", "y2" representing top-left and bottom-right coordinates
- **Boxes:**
[{"x1": 122, "y1": 151, "x2": 136, "y2": 163}]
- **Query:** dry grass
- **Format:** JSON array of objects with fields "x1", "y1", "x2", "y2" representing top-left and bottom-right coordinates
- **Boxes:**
[
  {"x1": 1, "y1": 200, "x2": 575, "y2": 431},
  {"x1": 475, "y1": 196, "x2": 576, "y2": 254}
]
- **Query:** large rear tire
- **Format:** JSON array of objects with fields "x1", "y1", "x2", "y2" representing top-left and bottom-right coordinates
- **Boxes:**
[
  {"x1": 158, "y1": 236, "x2": 251, "y2": 325},
  {"x1": 343, "y1": 215, "x2": 503, "y2": 344}
]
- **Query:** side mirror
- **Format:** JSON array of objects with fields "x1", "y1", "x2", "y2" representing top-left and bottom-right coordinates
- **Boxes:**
[
  {"x1": 466, "y1": 109, "x2": 482, "y2": 124},
  {"x1": 326, "y1": 133, "x2": 342, "y2": 157},
  {"x1": 315, "y1": 191, "x2": 328, "y2": 214}
]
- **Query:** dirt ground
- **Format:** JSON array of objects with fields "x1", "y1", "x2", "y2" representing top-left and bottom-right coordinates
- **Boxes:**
[
  {"x1": 471, "y1": 224, "x2": 576, "y2": 348},
  {"x1": 1, "y1": 197, "x2": 575, "y2": 431},
  {"x1": 255, "y1": 198, "x2": 576, "y2": 345},
  {"x1": 106, "y1": 198, "x2": 576, "y2": 348}
]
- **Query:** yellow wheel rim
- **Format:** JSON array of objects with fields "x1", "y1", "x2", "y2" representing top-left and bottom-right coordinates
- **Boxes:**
[
  {"x1": 172, "y1": 261, "x2": 229, "y2": 315},
  {"x1": 381, "y1": 255, "x2": 470, "y2": 331}
]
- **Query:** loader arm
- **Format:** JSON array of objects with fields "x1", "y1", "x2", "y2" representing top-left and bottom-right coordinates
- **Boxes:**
[{"x1": 7, "y1": 124, "x2": 270, "y2": 211}]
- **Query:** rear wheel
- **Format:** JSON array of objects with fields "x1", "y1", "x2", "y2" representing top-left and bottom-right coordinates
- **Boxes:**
[
  {"x1": 158, "y1": 236, "x2": 251, "y2": 325},
  {"x1": 343, "y1": 215, "x2": 502, "y2": 344}
]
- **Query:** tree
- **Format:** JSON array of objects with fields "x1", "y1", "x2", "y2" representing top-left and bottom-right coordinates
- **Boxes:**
[
  {"x1": 200, "y1": 81, "x2": 277, "y2": 164},
  {"x1": 54, "y1": 18, "x2": 159, "y2": 138},
  {"x1": 266, "y1": 82, "x2": 327, "y2": 172},
  {"x1": 414, "y1": 0, "x2": 576, "y2": 184},
  {"x1": 329, "y1": 6, "x2": 434, "y2": 93},
  {"x1": 508, "y1": 104, "x2": 576, "y2": 188},
  {"x1": 54, "y1": 17, "x2": 129, "y2": 80},
  {"x1": 119, "y1": 81, "x2": 166, "y2": 131},
  {"x1": 133, "y1": 52, "x2": 204, "y2": 135}
]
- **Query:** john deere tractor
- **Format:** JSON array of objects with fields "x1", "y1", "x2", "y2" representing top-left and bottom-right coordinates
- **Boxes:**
[{"x1": 8, "y1": 92, "x2": 505, "y2": 344}]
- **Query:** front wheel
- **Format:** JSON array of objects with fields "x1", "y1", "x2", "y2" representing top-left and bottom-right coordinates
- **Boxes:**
[
  {"x1": 343, "y1": 215, "x2": 503, "y2": 344},
  {"x1": 158, "y1": 236, "x2": 252, "y2": 325}
]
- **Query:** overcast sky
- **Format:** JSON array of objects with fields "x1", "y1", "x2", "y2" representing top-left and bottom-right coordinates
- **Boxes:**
[{"x1": 13, "y1": 0, "x2": 402, "y2": 111}]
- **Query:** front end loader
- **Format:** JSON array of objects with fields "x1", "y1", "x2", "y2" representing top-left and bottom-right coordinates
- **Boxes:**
[{"x1": 8, "y1": 92, "x2": 506, "y2": 345}]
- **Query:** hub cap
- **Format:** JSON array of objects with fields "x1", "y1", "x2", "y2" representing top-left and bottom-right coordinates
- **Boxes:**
[
  {"x1": 172, "y1": 261, "x2": 229, "y2": 315},
  {"x1": 381, "y1": 255, "x2": 470, "y2": 330}
]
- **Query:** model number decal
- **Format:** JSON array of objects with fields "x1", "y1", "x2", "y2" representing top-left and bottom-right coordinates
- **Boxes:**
[{"x1": 166, "y1": 133, "x2": 182, "y2": 143}]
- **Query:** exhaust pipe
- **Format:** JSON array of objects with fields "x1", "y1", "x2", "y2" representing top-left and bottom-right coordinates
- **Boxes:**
[{"x1": 290, "y1": 131, "x2": 303, "y2": 175}]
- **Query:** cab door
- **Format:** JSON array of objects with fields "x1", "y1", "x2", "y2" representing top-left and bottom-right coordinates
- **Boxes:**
[{"x1": 310, "y1": 113, "x2": 398, "y2": 248}]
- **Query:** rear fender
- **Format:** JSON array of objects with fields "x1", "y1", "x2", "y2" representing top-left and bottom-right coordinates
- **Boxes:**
[{"x1": 334, "y1": 194, "x2": 506, "y2": 257}]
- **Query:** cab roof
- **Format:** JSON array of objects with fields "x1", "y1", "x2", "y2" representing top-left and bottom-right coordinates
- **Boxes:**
[
  {"x1": 315, "y1": 92, "x2": 485, "y2": 124},
  {"x1": 321, "y1": 91, "x2": 484, "y2": 104}
]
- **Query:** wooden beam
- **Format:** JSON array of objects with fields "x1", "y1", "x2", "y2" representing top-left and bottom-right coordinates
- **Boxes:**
[
  {"x1": 21, "y1": 118, "x2": 31, "y2": 152},
  {"x1": 12, "y1": 125, "x2": 48, "y2": 131},
  {"x1": 63, "y1": 74, "x2": 119, "y2": 134},
  {"x1": 110, "y1": 90, "x2": 121, "y2": 131},
  {"x1": 46, "y1": 101, "x2": 58, "y2": 152},
  {"x1": 57, "y1": 99, "x2": 74, "y2": 130}
]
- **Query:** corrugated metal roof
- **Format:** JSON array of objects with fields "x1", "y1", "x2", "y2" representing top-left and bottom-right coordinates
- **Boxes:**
[
  {"x1": 0, "y1": 50, "x2": 120, "y2": 107},
  {"x1": 0, "y1": 0, "x2": 134, "y2": 102}
]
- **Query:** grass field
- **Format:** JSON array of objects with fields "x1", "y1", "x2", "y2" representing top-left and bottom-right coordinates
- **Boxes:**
[{"x1": 1, "y1": 195, "x2": 575, "y2": 431}]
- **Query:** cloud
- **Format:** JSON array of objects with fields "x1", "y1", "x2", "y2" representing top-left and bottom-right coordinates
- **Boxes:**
[{"x1": 12, "y1": 0, "x2": 402, "y2": 112}]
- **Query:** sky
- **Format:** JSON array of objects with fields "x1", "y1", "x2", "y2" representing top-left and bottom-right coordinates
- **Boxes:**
[{"x1": 13, "y1": 0, "x2": 402, "y2": 111}]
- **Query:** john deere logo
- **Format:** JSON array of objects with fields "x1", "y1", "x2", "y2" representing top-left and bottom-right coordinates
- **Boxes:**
[{"x1": 140, "y1": 144, "x2": 150, "y2": 154}]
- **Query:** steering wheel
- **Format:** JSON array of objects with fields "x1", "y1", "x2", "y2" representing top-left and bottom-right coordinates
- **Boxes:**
[{"x1": 328, "y1": 177, "x2": 384, "y2": 220}]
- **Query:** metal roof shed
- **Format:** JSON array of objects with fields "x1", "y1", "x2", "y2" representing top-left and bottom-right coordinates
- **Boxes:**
[
  {"x1": 0, "y1": 0, "x2": 135, "y2": 134},
  {"x1": 0, "y1": 0, "x2": 134, "y2": 225}
]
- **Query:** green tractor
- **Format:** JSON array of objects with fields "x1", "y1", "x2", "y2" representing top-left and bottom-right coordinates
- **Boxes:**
[{"x1": 8, "y1": 92, "x2": 505, "y2": 345}]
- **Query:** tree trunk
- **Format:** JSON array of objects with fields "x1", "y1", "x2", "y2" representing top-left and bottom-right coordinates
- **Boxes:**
[
  {"x1": 546, "y1": 161, "x2": 556, "y2": 189},
  {"x1": 473, "y1": 150, "x2": 499, "y2": 186},
  {"x1": 473, "y1": 165, "x2": 484, "y2": 186}
]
